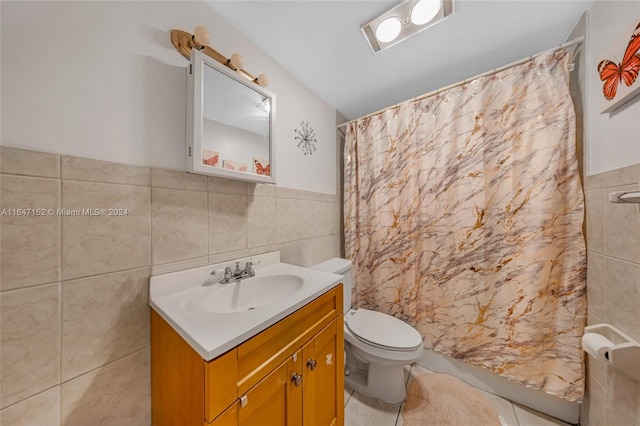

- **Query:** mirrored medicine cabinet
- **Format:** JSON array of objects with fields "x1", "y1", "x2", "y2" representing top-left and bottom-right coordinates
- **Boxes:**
[{"x1": 186, "y1": 49, "x2": 276, "y2": 184}]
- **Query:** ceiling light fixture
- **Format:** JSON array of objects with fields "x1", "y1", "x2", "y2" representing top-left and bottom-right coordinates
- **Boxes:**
[
  {"x1": 411, "y1": 0, "x2": 441, "y2": 25},
  {"x1": 376, "y1": 17, "x2": 403, "y2": 43},
  {"x1": 170, "y1": 25, "x2": 270, "y2": 87},
  {"x1": 362, "y1": 0, "x2": 454, "y2": 53}
]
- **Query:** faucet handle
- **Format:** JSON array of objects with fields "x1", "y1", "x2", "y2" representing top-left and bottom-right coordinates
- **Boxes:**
[
  {"x1": 224, "y1": 266, "x2": 233, "y2": 279},
  {"x1": 244, "y1": 261, "x2": 257, "y2": 276}
]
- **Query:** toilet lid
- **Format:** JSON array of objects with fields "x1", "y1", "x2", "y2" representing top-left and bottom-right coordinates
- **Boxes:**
[{"x1": 346, "y1": 309, "x2": 423, "y2": 350}]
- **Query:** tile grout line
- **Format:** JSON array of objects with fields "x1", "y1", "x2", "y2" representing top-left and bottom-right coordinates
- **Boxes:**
[
  {"x1": 394, "y1": 364, "x2": 413, "y2": 426},
  {"x1": 149, "y1": 186, "x2": 153, "y2": 276},
  {"x1": 58, "y1": 160, "x2": 63, "y2": 422},
  {"x1": 0, "y1": 384, "x2": 60, "y2": 413},
  {"x1": 58, "y1": 346, "x2": 150, "y2": 387},
  {"x1": 207, "y1": 191, "x2": 210, "y2": 266},
  {"x1": 585, "y1": 249, "x2": 640, "y2": 268},
  {"x1": 509, "y1": 401, "x2": 521, "y2": 426}
]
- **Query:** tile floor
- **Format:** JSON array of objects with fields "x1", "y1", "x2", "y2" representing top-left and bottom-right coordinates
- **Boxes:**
[{"x1": 344, "y1": 364, "x2": 575, "y2": 426}]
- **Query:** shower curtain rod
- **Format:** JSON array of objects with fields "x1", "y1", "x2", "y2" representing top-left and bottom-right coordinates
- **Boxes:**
[{"x1": 336, "y1": 35, "x2": 585, "y2": 132}]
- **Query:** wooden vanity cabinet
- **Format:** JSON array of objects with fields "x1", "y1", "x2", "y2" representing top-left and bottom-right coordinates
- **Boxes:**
[
  {"x1": 212, "y1": 348, "x2": 302, "y2": 426},
  {"x1": 302, "y1": 319, "x2": 342, "y2": 426},
  {"x1": 151, "y1": 285, "x2": 344, "y2": 426}
]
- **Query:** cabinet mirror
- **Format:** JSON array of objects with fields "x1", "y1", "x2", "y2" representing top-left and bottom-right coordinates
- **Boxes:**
[{"x1": 186, "y1": 49, "x2": 276, "y2": 184}]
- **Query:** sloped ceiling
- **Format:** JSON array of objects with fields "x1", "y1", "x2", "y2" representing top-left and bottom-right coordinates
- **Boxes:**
[{"x1": 207, "y1": 0, "x2": 593, "y2": 120}]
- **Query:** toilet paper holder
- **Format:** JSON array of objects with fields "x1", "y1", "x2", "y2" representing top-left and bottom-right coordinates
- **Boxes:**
[{"x1": 582, "y1": 323, "x2": 640, "y2": 381}]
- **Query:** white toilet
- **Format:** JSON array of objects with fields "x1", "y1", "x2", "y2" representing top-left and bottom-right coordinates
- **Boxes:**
[{"x1": 312, "y1": 258, "x2": 424, "y2": 405}]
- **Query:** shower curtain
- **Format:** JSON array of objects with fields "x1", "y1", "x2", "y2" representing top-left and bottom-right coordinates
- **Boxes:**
[{"x1": 344, "y1": 51, "x2": 586, "y2": 401}]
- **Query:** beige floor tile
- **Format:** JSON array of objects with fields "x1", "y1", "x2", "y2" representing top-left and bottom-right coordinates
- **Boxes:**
[
  {"x1": 403, "y1": 365, "x2": 412, "y2": 385},
  {"x1": 403, "y1": 366, "x2": 519, "y2": 426},
  {"x1": 346, "y1": 363, "x2": 574, "y2": 426},
  {"x1": 406, "y1": 364, "x2": 433, "y2": 387},
  {"x1": 345, "y1": 391, "x2": 401, "y2": 426},
  {"x1": 477, "y1": 389, "x2": 519, "y2": 426},
  {"x1": 345, "y1": 384, "x2": 354, "y2": 407}
]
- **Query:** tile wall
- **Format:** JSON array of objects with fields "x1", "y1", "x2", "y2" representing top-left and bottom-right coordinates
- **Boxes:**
[
  {"x1": 581, "y1": 163, "x2": 640, "y2": 426},
  {"x1": 0, "y1": 146, "x2": 342, "y2": 425}
]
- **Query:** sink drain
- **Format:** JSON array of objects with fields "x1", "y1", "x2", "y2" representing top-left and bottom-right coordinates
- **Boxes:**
[{"x1": 247, "y1": 307, "x2": 256, "y2": 311}]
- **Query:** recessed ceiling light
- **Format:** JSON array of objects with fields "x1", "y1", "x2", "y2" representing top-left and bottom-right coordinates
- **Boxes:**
[
  {"x1": 375, "y1": 17, "x2": 403, "y2": 43},
  {"x1": 411, "y1": 0, "x2": 441, "y2": 25},
  {"x1": 361, "y1": 0, "x2": 454, "y2": 53}
]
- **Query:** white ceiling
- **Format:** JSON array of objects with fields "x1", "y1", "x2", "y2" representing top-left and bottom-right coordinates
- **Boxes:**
[{"x1": 207, "y1": 0, "x2": 593, "y2": 120}]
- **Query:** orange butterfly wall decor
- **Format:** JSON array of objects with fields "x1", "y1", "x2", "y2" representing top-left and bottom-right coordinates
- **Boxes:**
[{"x1": 597, "y1": 20, "x2": 640, "y2": 113}]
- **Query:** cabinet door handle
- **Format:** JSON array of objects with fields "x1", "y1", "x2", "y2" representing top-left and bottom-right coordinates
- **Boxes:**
[
  {"x1": 291, "y1": 372, "x2": 302, "y2": 387},
  {"x1": 306, "y1": 358, "x2": 317, "y2": 371}
]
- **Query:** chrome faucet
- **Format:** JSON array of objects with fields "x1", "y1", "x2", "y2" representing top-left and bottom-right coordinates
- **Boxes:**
[
  {"x1": 216, "y1": 261, "x2": 256, "y2": 284},
  {"x1": 245, "y1": 261, "x2": 255, "y2": 276}
]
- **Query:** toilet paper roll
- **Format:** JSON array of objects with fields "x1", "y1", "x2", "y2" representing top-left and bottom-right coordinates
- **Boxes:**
[{"x1": 582, "y1": 333, "x2": 613, "y2": 361}]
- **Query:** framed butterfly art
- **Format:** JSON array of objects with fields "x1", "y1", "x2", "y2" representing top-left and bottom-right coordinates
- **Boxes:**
[{"x1": 597, "y1": 19, "x2": 640, "y2": 113}]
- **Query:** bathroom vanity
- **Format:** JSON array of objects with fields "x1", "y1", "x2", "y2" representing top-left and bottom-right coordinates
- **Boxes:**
[{"x1": 149, "y1": 253, "x2": 344, "y2": 425}]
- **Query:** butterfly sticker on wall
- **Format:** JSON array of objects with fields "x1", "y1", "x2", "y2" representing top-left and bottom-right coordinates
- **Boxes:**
[
  {"x1": 597, "y1": 20, "x2": 640, "y2": 113},
  {"x1": 253, "y1": 157, "x2": 271, "y2": 176}
]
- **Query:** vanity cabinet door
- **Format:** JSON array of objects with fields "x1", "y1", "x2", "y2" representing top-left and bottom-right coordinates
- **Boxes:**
[
  {"x1": 212, "y1": 352, "x2": 303, "y2": 426},
  {"x1": 302, "y1": 317, "x2": 345, "y2": 426},
  {"x1": 210, "y1": 402, "x2": 238, "y2": 426},
  {"x1": 237, "y1": 361, "x2": 289, "y2": 425},
  {"x1": 286, "y1": 350, "x2": 303, "y2": 425},
  {"x1": 235, "y1": 352, "x2": 304, "y2": 425}
]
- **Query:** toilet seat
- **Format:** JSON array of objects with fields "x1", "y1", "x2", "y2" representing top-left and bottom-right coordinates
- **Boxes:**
[{"x1": 346, "y1": 309, "x2": 423, "y2": 351}]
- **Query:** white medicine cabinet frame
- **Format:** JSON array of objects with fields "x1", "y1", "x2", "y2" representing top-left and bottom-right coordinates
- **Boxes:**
[{"x1": 186, "y1": 49, "x2": 276, "y2": 184}]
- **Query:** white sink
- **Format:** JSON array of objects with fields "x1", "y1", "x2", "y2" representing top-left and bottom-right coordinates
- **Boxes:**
[
  {"x1": 150, "y1": 251, "x2": 343, "y2": 361},
  {"x1": 183, "y1": 273, "x2": 306, "y2": 314}
]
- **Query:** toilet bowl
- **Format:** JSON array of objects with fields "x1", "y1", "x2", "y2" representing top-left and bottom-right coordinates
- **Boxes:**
[{"x1": 312, "y1": 258, "x2": 424, "y2": 405}]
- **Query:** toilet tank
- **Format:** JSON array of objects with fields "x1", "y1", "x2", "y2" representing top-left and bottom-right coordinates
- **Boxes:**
[{"x1": 311, "y1": 258, "x2": 352, "y2": 314}]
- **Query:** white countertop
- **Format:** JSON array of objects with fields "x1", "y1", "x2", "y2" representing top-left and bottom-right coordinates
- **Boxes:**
[{"x1": 149, "y1": 252, "x2": 343, "y2": 361}]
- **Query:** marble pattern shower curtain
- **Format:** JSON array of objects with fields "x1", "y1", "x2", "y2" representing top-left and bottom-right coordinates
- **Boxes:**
[{"x1": 344, "y1": 51, "x2": 586, "y2": 401}]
